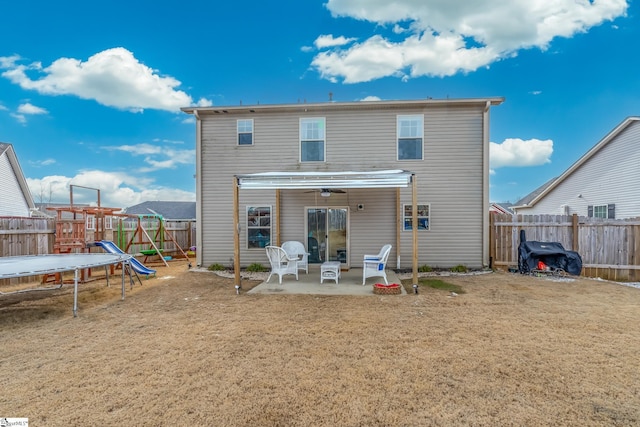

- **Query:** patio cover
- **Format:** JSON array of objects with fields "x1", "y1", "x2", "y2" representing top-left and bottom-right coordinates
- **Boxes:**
[
  {"x1": 232, "y1": 169, "x2": 419, "y2": 287},
  {"x1": 235, "y1": 169, "x2": 414, "y2": 190}
]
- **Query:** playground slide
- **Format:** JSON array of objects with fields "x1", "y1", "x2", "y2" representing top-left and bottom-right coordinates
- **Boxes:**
[{"x1": 96, "y1": 240, "x2": 157, "y2": 276}]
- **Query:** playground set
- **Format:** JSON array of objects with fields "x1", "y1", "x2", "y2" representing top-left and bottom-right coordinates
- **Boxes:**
[{"x1": 44, "y1": 185, "x2": 190, "y2": 284}]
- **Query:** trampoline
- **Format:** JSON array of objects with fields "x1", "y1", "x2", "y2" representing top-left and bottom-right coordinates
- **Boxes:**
[{"x1": 0, "y1": 253, "x2": 133, "y2": 317}]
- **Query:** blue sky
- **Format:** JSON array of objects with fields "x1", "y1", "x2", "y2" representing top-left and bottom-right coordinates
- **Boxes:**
[{"x1": 1, "y1": 0, "x2": 637, "y2": 207}]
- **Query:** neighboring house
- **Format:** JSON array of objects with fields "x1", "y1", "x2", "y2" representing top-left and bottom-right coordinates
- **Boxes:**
[
  {"x1": 182, "y1": 97, "x2": 504, "y2": 271},
  {"x1": 123, "y1": 201, "x2": 196, "y2": 221},
  {"x1": 490, "y1": 202, "x2": 514, "y2": 215},
  {"x1": 0, "y1": 142, "x2": 35, "y2": 217},
  {"x1": 512, "y1": 117, "x2": 640, "y2": 219}
]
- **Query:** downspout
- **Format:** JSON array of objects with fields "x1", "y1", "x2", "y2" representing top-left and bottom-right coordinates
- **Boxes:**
[
  {"x1": 194, "y1": 109, "x2": 203, "y2": 268},
  {"x1": 482, "y1": 101, "x2": 491, "y2": 268}
]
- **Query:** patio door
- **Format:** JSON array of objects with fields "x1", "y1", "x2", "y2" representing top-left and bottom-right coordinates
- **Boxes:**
[{"x1": 306, "y1": 207, "x2": 349, "y2": 267}]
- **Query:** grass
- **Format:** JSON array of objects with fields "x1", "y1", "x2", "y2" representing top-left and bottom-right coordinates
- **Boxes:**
[{"x1": 418, "y1": 278, "x2": 465, "y2": 294}]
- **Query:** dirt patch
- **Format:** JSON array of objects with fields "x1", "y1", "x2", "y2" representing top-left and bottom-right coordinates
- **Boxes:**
[{"x1": 1, "y1": 261, "x2": 639, "y2": 426}]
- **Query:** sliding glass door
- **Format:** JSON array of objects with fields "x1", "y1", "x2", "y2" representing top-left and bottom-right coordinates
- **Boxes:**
[{"x1": 306, "y1": 207, "x2": 349, "y2": 267}]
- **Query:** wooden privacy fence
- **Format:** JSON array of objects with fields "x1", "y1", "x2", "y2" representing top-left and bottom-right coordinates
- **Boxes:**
[
  {"x1": 0, "y1": 217, "x2": 56, "y2": 286},
  {"x1": 490, "y1": 213, "x2": 640, "y2": 281}
]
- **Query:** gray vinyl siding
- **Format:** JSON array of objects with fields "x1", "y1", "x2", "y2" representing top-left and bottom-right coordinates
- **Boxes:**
[
  {"x1": 198, "y1": 103, "x2": 488, "y2": 269},
  {"x1": 0, "y1": 153, "x2": 31, "y2": 217},
  {"x1": 517, "y1": 120, "x2": 640, "y2": 219}
]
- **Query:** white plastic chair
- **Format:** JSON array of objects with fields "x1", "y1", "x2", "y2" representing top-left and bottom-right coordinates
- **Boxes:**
[
  {"x1": 265, "y1": 246, "x2": 299, "y2": 284},
  {"x1": 281, "y1": 241, "x2": 309, "y2": 274},
  {"x1": 362, "y1": 244, "x2": 392, "y2": 285}
]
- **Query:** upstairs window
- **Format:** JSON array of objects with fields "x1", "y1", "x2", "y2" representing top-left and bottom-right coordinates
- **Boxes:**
[
  {"x1": 397, "y1": 115, "x2": 424, "y2": 160},
  {"x1": 237, "y1": 119, "x2": 254, "y2": 145},
  {"x1": 300, "y1": 117, "x2": 325, "y2": 162}
]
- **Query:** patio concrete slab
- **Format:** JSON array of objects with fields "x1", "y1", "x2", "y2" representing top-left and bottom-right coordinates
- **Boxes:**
[{"x1": 247, "y1": 266, "x2": 406, "y2": 296}]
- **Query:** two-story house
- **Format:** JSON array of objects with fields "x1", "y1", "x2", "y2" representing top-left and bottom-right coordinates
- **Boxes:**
[
  {"x1": 512, "y1": 117, "x2": 640, "y2": 219},
  {"x1": 182, "y1": 98, "x2": 503, "y2": 274}
]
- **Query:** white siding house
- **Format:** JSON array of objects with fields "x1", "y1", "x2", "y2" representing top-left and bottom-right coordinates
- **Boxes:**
[
  {"x1": 512, "y1": 117, "x2": 640, "y2": 219},
  {"x1": 182, "y1": 98, "x2": 503, "y2": 272},
  {"x1": 0, "y1": 143, "x2": 35, "y2": 217}
]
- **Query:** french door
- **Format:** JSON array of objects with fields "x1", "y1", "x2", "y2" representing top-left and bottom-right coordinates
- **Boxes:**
[{"x1": 306, "y1": 207, "x2": 349, "y2": 267}]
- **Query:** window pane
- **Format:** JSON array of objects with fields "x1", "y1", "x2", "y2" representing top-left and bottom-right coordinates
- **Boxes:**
[
  {"x1": 247, "y1": 206, "x2": 271, "y2": 248},
  {"x1": 301, "y1": 141, "x2": 324, "y2": 161},
  {"x1": 301, "y1": 119, "x2": 324, "y2": 140},
  {"x1": 237, "y1": 119, "x2": 253, "y2": 132},
  {"x1": 403, "y1": 204, "x2": 429, "y2": 231},
  {"x1": 594, "y1": 205, "x2": 607, "y2": 218},
  {"x1": 238, "y1": 133, "x2": 253, "y2": 145},
  {"x1": 398, "y1": 138, "x2": 423, "y2": 160},
  {"x1": 399, "y1": 119, "x2": 420, "y2": 137}
]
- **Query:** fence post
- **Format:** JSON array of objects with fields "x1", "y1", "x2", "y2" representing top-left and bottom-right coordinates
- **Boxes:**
[
  {"x1": 572, "y1": 213, "x2": 579, "y2": 252},
  {"x1": 489, "y1": 214, "x2": 495, "y2": 269}
]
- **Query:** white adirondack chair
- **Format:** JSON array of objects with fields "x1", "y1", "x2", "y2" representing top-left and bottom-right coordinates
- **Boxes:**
[
  {"x1": 281, "y1": 241, "x2": 309, "y2": 274},
  {"x1": 265, "y1": 245, "x2": 299, "y2": 284},
  {"x1": 362, "y1": 244, "x2": 392, "y2": 285}
]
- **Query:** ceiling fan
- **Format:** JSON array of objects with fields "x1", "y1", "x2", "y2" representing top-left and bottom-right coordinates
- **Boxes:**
[{"x1": 305, "y1": 188, "x2": 346, "y2": 197}]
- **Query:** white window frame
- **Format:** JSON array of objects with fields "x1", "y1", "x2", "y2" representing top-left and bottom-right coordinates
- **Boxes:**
[
  {"x1": 247, "y1": 206, "x2": 272, "y2": 249},
  {"x1": 397, "y1": 115, "x2": 424, "y2": 160},
  {"x1": 403, "y1": 203, "x2": 430, "y2": 231},
  {"x1": 104, "y1": 215, "x2": 113, "y2": 230},
  {"x1": 593, "y1": 205, "x2": 608, "y2": 218},
  {"x1": 300, "y1": 117, "x2": 326, "y2": 162},
  {"x1": 86, "y1": 215, "x2": 96, "y2": 231},
  {"x1": 237, "y1": 119, "x2": 254, "y2": 146}
]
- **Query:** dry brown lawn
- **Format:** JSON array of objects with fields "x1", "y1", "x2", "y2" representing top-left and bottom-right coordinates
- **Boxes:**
[{"x1": 1, "y1": 261, "x2": 639, "y2": 426}]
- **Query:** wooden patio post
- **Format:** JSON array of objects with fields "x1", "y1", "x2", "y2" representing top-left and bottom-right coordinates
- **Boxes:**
[
  {"x1": 276, "y1": 189, "x2": 281, "y2": 246},
  {"x1": 412, "y1": 174, "x2": 418, "y2": 286},
  {"x1": 396, "y1": 188, "x2": 401, "y2": 269},
  {"x1": 233, "y1": 177, "x2": 240, "y2": 287}
]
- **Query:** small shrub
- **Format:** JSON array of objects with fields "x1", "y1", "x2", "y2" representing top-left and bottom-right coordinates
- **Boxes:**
[
  {"x1": 418, "y1": 264, "x2": 433, "y2": 273},
  {"x1": 450, "y1": 264, "x2": 468, "y2": 273},
  {"x1": 246, "y1": 263, "x2": 266, "y2": 272},
  {"x1": 207, "y1": 263, "x2": 226, "y2": 271}
]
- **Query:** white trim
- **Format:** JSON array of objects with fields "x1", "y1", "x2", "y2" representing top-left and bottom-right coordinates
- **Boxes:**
[{"x1": 236, "y1": 170, "x2": 413, "y2": 190}]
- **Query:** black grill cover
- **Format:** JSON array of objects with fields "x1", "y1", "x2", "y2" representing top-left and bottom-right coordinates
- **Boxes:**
[{"x1": 518, "y1": 240, "x2": 582, "y2": 275}]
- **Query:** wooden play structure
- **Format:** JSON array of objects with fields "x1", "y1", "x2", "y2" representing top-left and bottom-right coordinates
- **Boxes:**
[{"x1": 44, "y1": 185, "x2": 190, "y2": 283}]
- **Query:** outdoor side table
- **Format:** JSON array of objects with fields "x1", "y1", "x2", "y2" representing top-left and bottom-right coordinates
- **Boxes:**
[{"x1": 320, "y1": 261, "x2": 341, "y2": 284}]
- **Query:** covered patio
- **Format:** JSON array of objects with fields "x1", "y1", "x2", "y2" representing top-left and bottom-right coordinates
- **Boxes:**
[
  {"x1": 248, "y1": 265, "x2": 406, "y2": 296},
  {"x1": 232, "y1": 169, "x2": 420, "y2": 289}
]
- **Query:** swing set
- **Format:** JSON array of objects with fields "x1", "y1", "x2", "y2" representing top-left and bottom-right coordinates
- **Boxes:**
[{"x1": 120, "y1": 213, "x2": 191, "y2": 267}]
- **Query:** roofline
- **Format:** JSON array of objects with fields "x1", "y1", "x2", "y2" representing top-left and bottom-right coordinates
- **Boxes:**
[
  {"x1": 181, "y1": 97, "x2": 505, "y2": 115},
  {"x1": 523, "y1": 116, "x2": 640, "y2": 208},
  {"x1": 1, "y1": 143, "x2": 35, "y2": 210}
]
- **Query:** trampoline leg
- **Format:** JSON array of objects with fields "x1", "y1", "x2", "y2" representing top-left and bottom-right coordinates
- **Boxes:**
[{"x1": 73, "y1": 268, "x2": 79, "y2": 317}]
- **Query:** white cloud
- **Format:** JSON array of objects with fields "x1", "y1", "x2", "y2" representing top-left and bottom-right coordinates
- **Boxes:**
[
  {"x1": 29, "y1": 158, "x2": 56, "y2": 167},
  {"x1": 360, "y1": 96, "x2": 381, "y2": 101},
  {"x1": 0, "y1": 48, "x2": 213, "y2": 112},
  {"x1": 490, "y1": 138, "x2": 553, "y2": 169},
  {"x1": 10, "y1": 113, "x2": 26, "y2": 124},
  {"x1": 314, "y1": 34, "x2": 357, "y2": 49},
  {"x1": 103, "y1": 142, "x2": 195, "y2": 172},
  {"x1": 27, "y1": 171, "x2": 194, "y2": 207},
  {"x1": 17, "y1": 102, "x2": 48, "y2": 115},
  {"x1": 312, "y1": 0, "x2": 628, "y2": 83}
]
